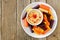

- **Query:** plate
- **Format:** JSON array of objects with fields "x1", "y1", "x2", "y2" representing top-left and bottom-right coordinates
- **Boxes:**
[{"x1": 21, "y1": 2, "x2": 58, "y2": 38}]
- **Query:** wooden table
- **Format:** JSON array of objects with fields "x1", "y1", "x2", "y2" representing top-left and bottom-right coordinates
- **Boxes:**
[{"x1": 0, "y1": 0, "x2": 60, "y2": 40}]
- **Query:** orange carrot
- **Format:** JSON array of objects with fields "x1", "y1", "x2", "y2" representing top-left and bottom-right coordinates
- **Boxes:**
[
  {"x1": 44, "y1": 22, "x2": 50, "y2": 30},
  {"x1": 32, "y1": 26, "x2": 40, "y2": 34},
  {"x1": 46, "y1": 25, "x2": 50, "y2": 30},
  {"x1": 32, "y1": 26, "x2": 44, "y2": 35},
  {"x1": 33, "y1": 26, "x2": 37, "y2": 28},
  {"x1": 23, "y1": 18, "x2": 29, "y2": 27},
  {"x1": 49, "y1": 9, "x2": 53, "y2": 19},
  {"x1": 43, "y1": 14, "x2": 51, "y2": 34},
  {"x1": 38, "y1": 27, "x2": 44, "y2": 33},
  {"x1": 43, "y1": 14, "x2": 50, "y2": 26},
  {"x1": 32, "y1": 28, "x2": 41, "y2": 35},
  {"x1": 40, "y1": 4, "x2": 50, "y2": 11}
]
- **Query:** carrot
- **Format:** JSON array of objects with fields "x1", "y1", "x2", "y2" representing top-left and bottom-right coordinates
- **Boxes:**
[
  {"x1": 48, "y1": 9, "x2": 53, "y2": 19},
  {"x1": 40, "y1": 4, "x2": 50, "y2": 11},
  {"x1": 32, "y1": 26, "x2": 44, "y2": 35},
  {"x1": 23, "y1": 18, "x2": 29, "y2": 27},
  {"x1": 32, "y1": 28, "x2": 41, "y2": 35},
  {"x1": 39, "y1": 8, "x2": 48, "y2": 13},
  {"x1": 44, "y1": 22, "x2": 50, "y2": 34},
  {"x1": 43, "y1": 14, "x2": 50, "y2": 26},
  {"x1": 38, "y1": 27, "x2": 44, "y2": 33},
  {"x1": 44, "y1": 22, "x2": 50, "y2": 30},
  {"x1": 32, "y1": 29, "x2": 40, "y2": 35},
  {"x1": 32, "y1": 26, "x2": 40, "y2": 34},
  {"x1": 46, "y1": 25, "x2": 50, "y2": 30},
  {"x1": 43, "y1": 14, "x2": 51, "y2": 33},
  {"x1": 33, "y1": 26, "x2": 37, "y2": 28}
]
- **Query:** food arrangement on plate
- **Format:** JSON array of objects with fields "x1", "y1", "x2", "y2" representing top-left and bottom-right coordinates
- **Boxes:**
[
  {"x1": 22, "y1": 4, "x2": 54, "y2": 35},
  {"x1": 21, "y1": 2, "x2": 57, "y2": 38}
]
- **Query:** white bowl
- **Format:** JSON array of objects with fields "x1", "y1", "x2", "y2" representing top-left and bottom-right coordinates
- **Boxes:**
[
  {"x1": 21, "y1": 2, "x2": 58, "y2": 38},
  {"x1": 26, "y1": 9, "x2": 43, "y2": 25}
]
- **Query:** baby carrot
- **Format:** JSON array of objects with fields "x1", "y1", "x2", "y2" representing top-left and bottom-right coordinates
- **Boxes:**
[
  {"x1": 32, "y1": 26, "x2": 44, "y2": 35},
  {"x1": 23, "y1": 18, "x2": 29, "y2": 27},
  {"x1": 43, "y1": 14, "x2": 50, "y2": 26},
  {"x1": 44, "y1": 22, "x2": 50, "y2": 30},
  {"x1": 48, "y1": 9, "x2": 54, "y2": 20},
  {"x1": 40, "y1": 4, "x2": 50, "y2": 11}
]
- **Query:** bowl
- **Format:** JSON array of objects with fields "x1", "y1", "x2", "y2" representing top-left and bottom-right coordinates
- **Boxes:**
[
  {"x1": 26, "y1": 9, "x2": 43, "y2": 25},
  {"x1": 21, "y1": 2, "x2": 58, "y2": 38}
]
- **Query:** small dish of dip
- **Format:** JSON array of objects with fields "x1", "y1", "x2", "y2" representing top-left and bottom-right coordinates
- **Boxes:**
[{"x1": 26, "y1": 9, "x2": 43, "y2": 25}]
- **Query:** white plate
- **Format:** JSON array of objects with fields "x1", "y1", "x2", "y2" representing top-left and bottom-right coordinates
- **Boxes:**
[{"x1": 21, "y1": 2, "x2": 58, "y2": 38}]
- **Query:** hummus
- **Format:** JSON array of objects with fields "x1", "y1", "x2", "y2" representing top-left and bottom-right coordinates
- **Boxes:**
[{"x1": 27, "y1": 9, "x2": 43, "y2": 25}]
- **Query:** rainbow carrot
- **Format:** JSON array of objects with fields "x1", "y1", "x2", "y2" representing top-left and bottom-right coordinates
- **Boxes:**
[
  {"x1": 40, "y1": 4, "x2": 50, "y2": 11},
  {"x1": 23, "y1": 18, "x2": 29, "y2": 27},
  {"x1": 43, "y1": 14, "x2": 50, "y2": 26},
  {"x1": 32, "y1": 26, "x2": 44, "y2": 35}
]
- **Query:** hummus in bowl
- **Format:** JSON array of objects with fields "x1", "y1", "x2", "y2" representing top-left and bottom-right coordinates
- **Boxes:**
[{"x1": 26, "y1": 9, "x2": 43, "y2": 25}]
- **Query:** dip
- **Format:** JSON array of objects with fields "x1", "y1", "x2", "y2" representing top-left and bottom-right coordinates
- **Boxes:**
[{"x1": 27, "y1": 9, "x2": 43, "y2": 25}]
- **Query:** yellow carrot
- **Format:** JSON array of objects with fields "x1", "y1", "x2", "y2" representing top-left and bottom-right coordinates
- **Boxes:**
[
  {"x1": 32, "y1": 26, "x2": 44, "y2": 35},
  {"x1": 43, "y1": 14, "x2": 50, "y2": 26},
  {"x1": 49, "y1": 9, "x2": 54, "y2": 19},
  {"x1": 44, "y1": 22, "x2": 50, "y2": 30}
]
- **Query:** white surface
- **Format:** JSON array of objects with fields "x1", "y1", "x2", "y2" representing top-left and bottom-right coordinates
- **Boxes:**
[{"x1": 21, "y1": 2, "x2": 58, "y2": 38}]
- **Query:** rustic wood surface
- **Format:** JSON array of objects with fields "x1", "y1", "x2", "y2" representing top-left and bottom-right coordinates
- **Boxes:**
[
  {"x1": 0, "y1": 0, "x2": 1, "y2": 40},
  {"x1": 0, "y1": 0, "x2": 59, "y2": 40},
  {"x1": 2, "y1": 0, "x2": 17, "y2": 40}
]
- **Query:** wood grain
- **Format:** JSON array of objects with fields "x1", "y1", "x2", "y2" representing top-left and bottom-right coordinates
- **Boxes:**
[
  {"x1": 0, "y1": 0, "x2": 1, "y2": 40},
  {"x1": 35, "y1": 0, "x2": 46, "y2": 2},
  {"x1": 30, "y1": 0, "x2": 35, "y2": 3},
  {"x1": 46, "y1": 0, "x2": 60, "y2": 40},
  {"x1": 2, "y1": 0, "x2": 17, "y2": 40}
]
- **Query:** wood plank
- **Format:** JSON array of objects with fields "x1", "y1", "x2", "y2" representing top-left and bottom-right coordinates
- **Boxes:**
[
  {"x1": 2, "y1": 0, "x2": 17, "y2": 40},
  {"x1": 35, "y1": 0, "x2": 46, "y2": 2},
  {"x1": 46, "y1": 0, "x2": 60, "y2": 40},
  {"x1": 30, "y1": 0, "x2": 35, "y2": 3},
  {"x1": 0, "y1": 0, "x2": 1, "y2": 40},
  {"x1": 17, "y1": 0, "x2": 34, "y2": 40}
]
